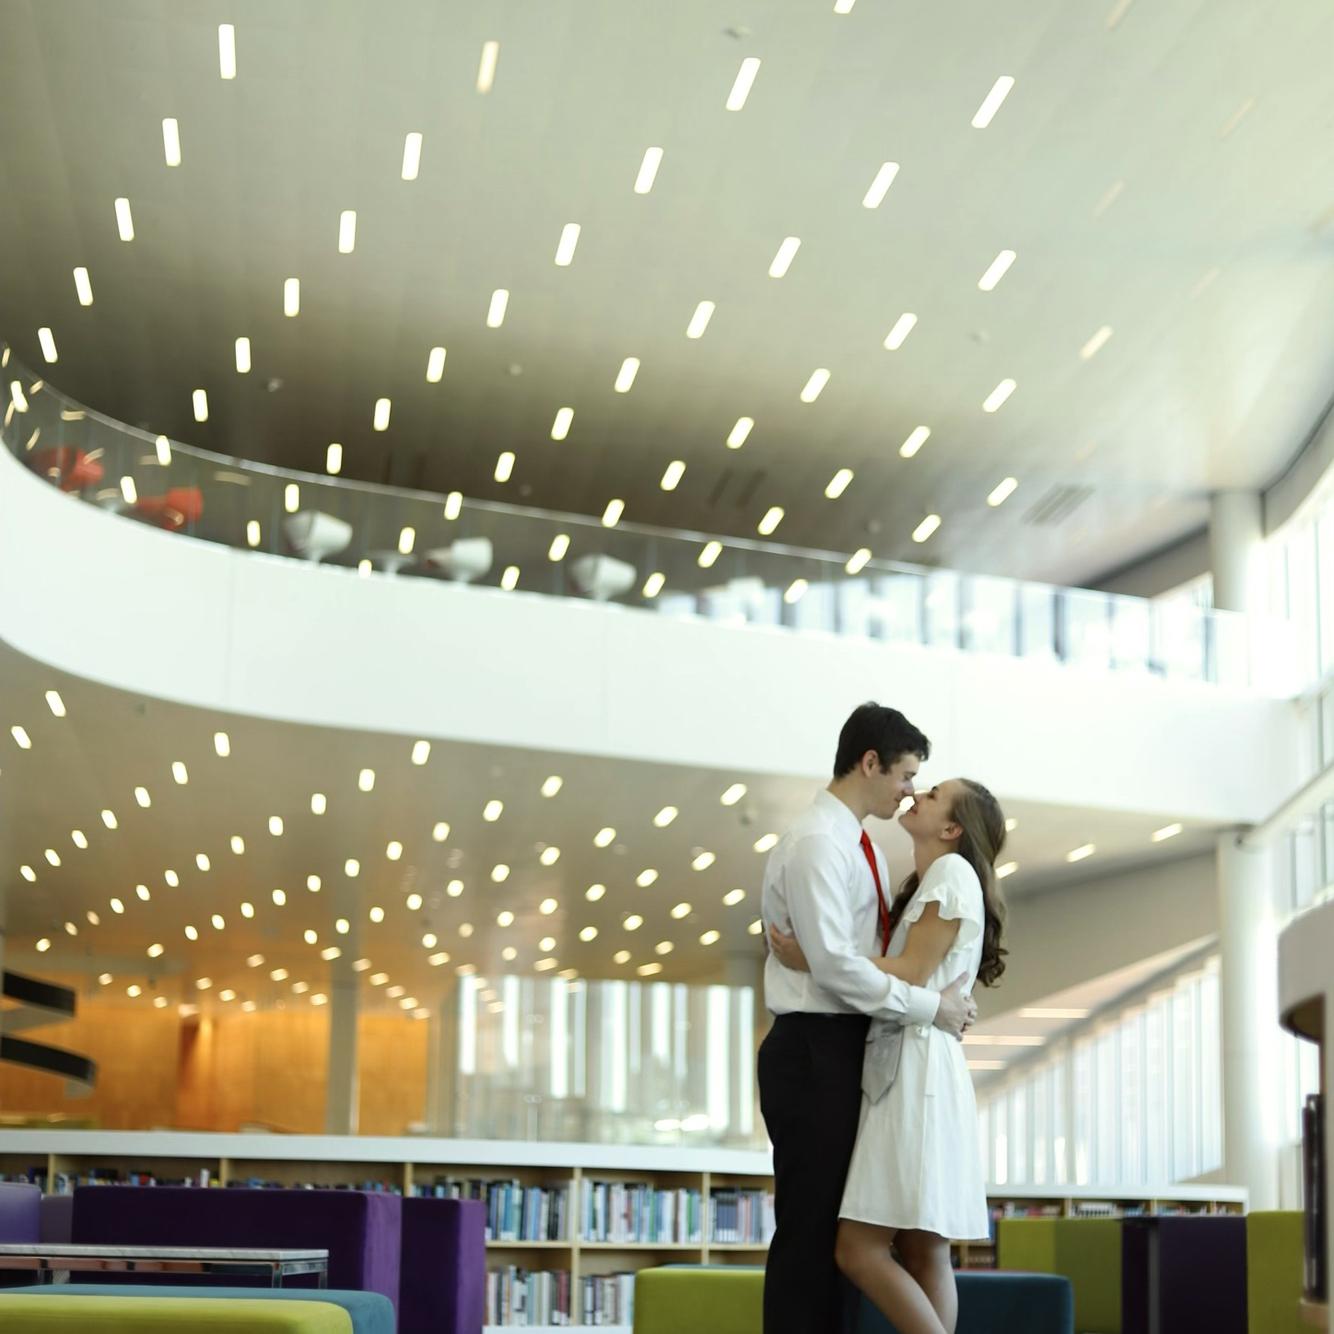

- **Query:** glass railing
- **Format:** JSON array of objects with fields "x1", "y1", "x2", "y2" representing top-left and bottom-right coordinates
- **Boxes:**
[{"x1": 2, "y1": 352, "x2": 1257, "y2": 688}]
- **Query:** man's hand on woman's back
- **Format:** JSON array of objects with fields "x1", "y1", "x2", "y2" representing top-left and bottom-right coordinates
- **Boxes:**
[{"x1": 933, "y1": 973, "x2": 977, "y2": 1038}]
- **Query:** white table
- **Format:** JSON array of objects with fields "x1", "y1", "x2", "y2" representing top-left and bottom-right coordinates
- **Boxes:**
[{"x1": 0, "y1": 1243, "x2": 329, "y2": 1286}]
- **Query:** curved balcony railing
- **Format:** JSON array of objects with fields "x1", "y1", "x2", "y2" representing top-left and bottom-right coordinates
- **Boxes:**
[{"x1": 2, "y1": 350, "x2": 1261, "y2": 689}]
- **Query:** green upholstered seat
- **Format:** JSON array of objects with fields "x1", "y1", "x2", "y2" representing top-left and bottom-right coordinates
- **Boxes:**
[
  {"x1": 997, "y1": 1217, "x2": 1122, "y2": 1333},
  {"x1": 0, "y1": 1294, "x2": 354, "y2": 1331},
  {"x1": 1246, "y1": 1211, "x2": 1307, "y2": 1334},
  {"x1": 634, "y1": 1266, "x2": 763, "y2": 1333}
]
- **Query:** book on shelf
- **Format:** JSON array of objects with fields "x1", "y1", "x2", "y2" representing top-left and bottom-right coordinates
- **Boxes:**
[
  {"x1": 580, "y1": 1271, "x2": 635, "y2": 1326},
  {"x1": 416, "y1": 1177, "x2": 574, "y2": 1243},
  {"x1": 53, "y1": 1167, "x2": 214, "y2": 1190},
  {"x1": 485, "y1": 1265, "x2": 572, "y2": 1326},
  {"x1": 706, "y1": 1187, "x2": 774, "y2": 1244},
  {"x1": 1303, "y1": 1092, "x2": 1327, "y2": 1303},
  {"x1": 579, "y1": 1180, "x2": 702, "y2": 1245}
]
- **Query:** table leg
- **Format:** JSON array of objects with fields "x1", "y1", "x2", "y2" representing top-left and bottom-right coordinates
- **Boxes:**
[{"x1": 318, "y1": 1267, "x2": 327, "y2": 1289}]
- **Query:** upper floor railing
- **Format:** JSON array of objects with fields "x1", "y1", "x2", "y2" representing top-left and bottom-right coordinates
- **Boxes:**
[{"x1": 2, "y1": 351, "x2": 1266, "y2": 690}]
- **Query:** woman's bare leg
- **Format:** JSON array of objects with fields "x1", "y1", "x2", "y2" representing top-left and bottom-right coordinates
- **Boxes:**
[
  {"x1": 835, "y1": 1219, "x2": 947, "y2": 1334},
  {"x1": 894, "y1": 1230, "x2": 958, "y2": 1333}
]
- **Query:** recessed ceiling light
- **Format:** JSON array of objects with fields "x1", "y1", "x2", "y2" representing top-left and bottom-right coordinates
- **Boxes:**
[
  {"x1": 1080, "y1": 325, "x2": 1114, "y2": 361},
  {"x1": 102, "y1": 809, "x2": 117, "y2": 829},
  {"x1": 1004, "y1": 817, "x2": 1018, "y2": 833},
  {"x1": 211, "y1": 913, "x2": 225, "y2": 930},
  {"x1": 134, "y1": 884, "x2": 150, "y2": 902},
  {"x1": 578, "y1": 926, "x2": 598, "y2": 943},
  {"x1": 636, "y1": 869, "x2": 658, "y2": 888},
  {"x1": 311, "y1": 792, "x2": 327, "y2": 815},
  {"x1": 393, "y1": 526, "x2": 414, "y2": 559},
  {"x1": 325, "y1": 442, "x2": 344, "y2": 475},
  {"x1": 172, "y1": 760, "x2": 188, "y2": 785},
  {"x1": 230, "y1": 836, "x2": 245, "y2": 855},
  {"x1": 692, "y1": 851, "x2": 716, "y2": 871},
  {"x1": 623, "y1": 914, "x2": 643, "y2": 931},
  {"x1": 602, "y1": 499, "x2": 625, "y2": 527},
  {"x1": 971, "y1": 75, "x2": 1015, "y2": 129},
  {"x1": 161, "y1": 118, "x2": 181, "y2": 167},
  {"x1": 638, "y1": 961, "x2": 663, "y2": 976},
  {"x1": 421, "y1": 346, "x2": 448, "y2": 385},
  {"x1": 44, "y1": 848, "x2": 60, "y2": 866},
  {"x1": 369, "y1": 906, "x2": 384, "y2": 923},
  {"x1": 983, "y1": 379, "x2": 1017, "y2": 413},
  {"x1": 167, "y1": 869, "x2": 180, "y2": 886},
  {"x1": 37, "y1": 327, "x2": 58, "y2": 364},
  {"x1": 843, "y1": 548, "x2": 873, "y2": 577},
  {"x1": 727, "y1": 417, "x2": 754, "y2": 450},
  {"x1": 268, "y1": 815, "x2": 283, "y2": 837},
  {"x1": 987, "y1": 477, "x2": 1019, "y2": 508},
  {"x1": 769, "y1": 236, "x2": 801, "y2": 278},
  {"x1": 156, "y1": 435, "x2": 172, "y2": 465},
  {"x1": 246, "y1": 521, "x2": 261, "y2": 548},
  {"x1": 429, "y1": 951, "x2": 450, "y2": 966},
  {"x1": 372, "y1": 397, "x2": 391, "y2": 431},
  {"x1": 747, "y1": 919, "x2": 764, "y2": 936},
  {"x1": 818, "y1": 468, "x2": 855, "y2": 502},
  {"x1": 614, "y1": 358, "x2": 639, "y2": 393},
  {"x1": 240, "y1": 901, "x2": 254, "y2": 918},
  {"x1": 337, "y1": 209, "x2": 356, "y2": 255},
  {"x1": 554, "y1": 223, "x2": 581, "y2": 267},
  {"x1": 540, "y1": 847, "x2": 561, "y2": 867},
  {"x1": 862, "y1": 161, "x2": 899, "y2": 208},
  {"x1": 368, "y1": 972, "x2": 387, "y2": 986},
  {"x1": 192, "y1": 389, "x2": 209, "y2": 422},
  {"x1": 112, "y1": 194, "x2": 134, "y2": 242},
  {"x1": 686, "y1": 301, "x2": 715, "y2": 339},
  {"x1": 660, "y1": 460, "x2": 686, "y2": 492},
  {"x1": 653, "y1": 806, "x2": 678, "y2": 828},
  {"x1": 433, "y1": 821, "x2": 451, "y2": 842},
  {"x1": 386, "y1": 841, "x2": 403, "y2": 861},
  {"x1": 540, "y1": 898, "x2": 558, "y2": 915},
  {"x1": 71, "y1": 830, "x2": 87, "y2": 849},
  {"x1": 494, "y1": 451, "x2": 515, "y2": 483},
  {"x1": 401, "y1": 132, "x2": 423, "y2": 181},
  {"x1": 283, "y1": 278, "x2": 300, "y2": 318},
  {"x1": 654, "y1": 941, "x2": 674, "y2": 956},
  {"x1": 978, "y1": 250, "x2": 1017, "y2": 292},
  {"x1": 447, "y1": 879, "x2": 463, "y2": 897},
  {"x1": 594, "y1": 827, "x2": 616, "y2": 848},
  {"x1": 183, "y1": 922, "x2": 197, "y2": 938},
  {"x1": 213, "y1": 730, "x2": 230, "y2": 757},
  {"x1": 486, "y1": 289, "x2": 509, "y2": 329},
  {"x1": 119, "y1": 476, "x2": 138, "y2": 505},
  {"x1": 409, "y1": 739, "x2": 431, "y2": 767},
  {"x1": 321, "y1": 947, "x2": 341, "y2": 962},
  {"x1": 272, "y1": 889, "x2": 286, "y2": 905},
  {"x1": 698, "y1": 541, "x2": 722, "y2": 569},
  {"x1": 997, "y1": 861, "x2": 1018, "y2": 879},
  {"x1": 476, "y1": 39, "x2": 500, "y2": 93},
  {"x1": 912, "y1": 514, "x2": 941, "y2": 543},
  {"x1": 670, "y1": 902, "x2": 691, "y2": 919},
  {"x1": 725, "y1": 57, "x2": 761, "y2": 111},
  {"x1": 457, "y1": 923, "x2": 473, "y2": 937},
  {"x1": 304, "y1": 928, "x2": 319, "y2": 946},
  {"x1": 483, "y1": 799, "x2": 504, "y2": 822},
  {"x1": 642, "y1": 572, "x2": 665, "y2": 599},
  {"x1": 723, "y1": 888, "x2": 746, "y2": 906},
  {"x1": 1152, "y1": 823, "x2": 1183, "y2": 843},
  {"x1": 757, "y1": 507, "x2": 784, "y2": 536},
  {"x1": 1066, "y1": 843, "x2": 1096, "y2": 863},
  {"x1": 586, "y1": 884, "x2": 606, "y2": 901},
  {"x1": 550, "y1": 407, "x2": 574, "y2": 442},
  {"x1": 358, "y1": 768, "x2": 375, "y2": 792},
  {"x1": 497, "y1": 910, "x2": 515, "y2": 927},
  {"x1": 883, "y1": 312, "x2": 917, "y2": 351},
  {"x1": 307, "y1": 875, "x2": 321, "y2": 892},
  {"x1": 721, "y1": 784, "x2": 747, "y2": 807},
  {"x1": 753, "y1": 833, "x2": 778, "y2": 853},
  {"x1": 217, "y1": 23, "x2": 236, "y2": 79},
  {"x1": 195, "y1": 852, "x2": 211, "y2": 872},
  {"x1": 133, "y1": 786, "x2": 150, "y2": 808},
  {"x1": 634, "y1": 147, "x2": 664, "y2": 194},
  {"x1": 491, "y1": 864, "x2": 510, "y2": 883},
  {"x1": 345, "y1": 858, "x2": 360, "y2": 877},
  {"x1": 614, "y1": 950, "x2": 631, "y2": 964},
  {"x1": 799, "y1": 369, "x2": 830, "y2": 403}
]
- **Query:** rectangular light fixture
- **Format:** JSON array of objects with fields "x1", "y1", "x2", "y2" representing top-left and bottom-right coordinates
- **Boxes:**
[
  {"x1": 398, "y1": 526, "x2": 415, "y2": 555},
  {"x1": 642, "y1": 572, "x2": 665, "y2": 598},
  {"x1": 862, "y1": 161, "x2": 899, "y2": 209},
  {"x1": 799, "y1": 368, "x2": 830, "y2": 403},
  {"x1": 45, "y1": 689, "x2": 66, "y2": 718},
  {"x1": 983, "y1": 378, "x2": 1017, "y2": 413},
  {"x1": 1066, "y1": 843, "x2": 1096, "y2": 863},
  {"x1": 401, "y1": 132, "x2": 422, "y2": 181},
  {"x1": 121, "y1": 475, "x2": 138, "y2": 504},
  {"x1": 758, "y1": 506, "x2": 784, "y2": 536},
  {"x1": 501, "y1": 565, "x2": 520, "y2": 591},
  {"x1": 156, "y1": 434, "x2": 172, "y2": 465},
  {"x1": 978, "y1": 249, "x2": 1017, "y2": 291},
  {"x1": 283, "y1": 277, "x2": 300, "y2": 317},
  {"x1": 846, "y1": 548, "x2": 871, "y2": 574},
  {"x1": 114, "y1": 197, "x2": 135, "y2": 241},
  {"x1": 912, "y1": 514, "x2": 941, "y2": 543},
  {"x1": 443, "y1": 491, "x2": 462, "y2": 520},
  {"x1": 487, "y1": 288, "x2": 509, "y2": 328},
  {"x1": 37, "y1": 327, "x2": 57, "y2": 363},
  {"x1": 326, "y1": 442, "x2": 342, "y2": 475},
  {"x1": 1020, "y1": 1007, "x2": 1090, "y2": 1020},
  {"x1": 548, "y1": 533, "x2": 570, "y2": 561},
  {"x1": 825, "y1": 468, "x2": 853, "y2": 499},
  {"x1": 987, "y1": 476, "x2": 1018, "y2": 507},
  {"x1": 614, "y1": 357, "x2": 640, "y2": 393},
  {"x1": 769, "y1": 236, "x2": 801, "y2": 278},
  {"x1": 551, "y1": 407, "x2": 573, "y2": 441},
  {"x1": 373, "y1": 397, "x2": 391, "y2": 431},
  {"x1": 602, "y1": 498, "x2": 624, "y2": 527},
  {"x1": 686, "y1": 300, "x2": 715, "y2": 339},
  {"x1": 426, "y1": 346, "x2": 447, "y2": 382},
  {"x1": 1152, "y1": 822, "x2": 1183, "y2": 842},
  {"x1": 246, "y1": 519, "x2": 260, "y2": 547},
  {"x1": 214, "y1": 731, "x2": 230, "y2": 757},
  {"x1": 1080, "y1": 325, "x2": 1114, "y2": 360},
  {"x1": 834, "y1": 0, "x2": 856, "y2": 11},
  {"x1": 192, "y1": 389, "x2": 208, "y2": 422},
  {"x1": 495, "y1": 451, "x2": 514, "y2": 482},
  {"x1": 698, "y1": 540, "x2": 722, "y2": 568},
  {"x1": 660, "y1": 460, "x2": 685, "y2": 491},
  {"x1": 234, "y1": 336, "x2": 251, "y2": 373},
  {"x1": 218, "y1": 24, "x2": 236, "y2": 79},
  {"x1": 971, "y1": 75, "x2": 1015, "y2": 129},
  {"x1": 727, "y1": 416, "x2": 754, "y2": 449},
  {"x1": 634, "y1": 146, "x2": 664, "y2": 194},
  {"x1": 784, "y1": 579, "x2": 809, "y2": 604},
  {"x1": 162, "y1": 118, "x2": 181, "y2": 166},
  {"x1": 726, "y1": 56, "x2": 761, "y2": 111},
  {"x1": 73, "y1": 267, "x2": 93, "y2": 306},
  {"x1": 555, "y1": 223, "x2": 580, "y2": 267},
  {"x1": 284, "y1": 483, "x2": 299, "y2": 513},
  {"x1": 338, "y1": 209, "x2": 356, "y2": 254},
  {"x1": 477, "y1": 40, "x2": 499, "y2": 93},
  {"x1": 883, "y1": 312, "x2": 917, "y2": 351}
]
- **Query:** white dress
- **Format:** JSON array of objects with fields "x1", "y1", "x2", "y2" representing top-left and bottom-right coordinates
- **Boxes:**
[{"x1": 838, "y1": 852, "x2": 991, "y2": 1240}]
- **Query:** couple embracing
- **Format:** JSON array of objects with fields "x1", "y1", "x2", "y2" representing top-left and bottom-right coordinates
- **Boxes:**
[{"x1": 758, "y1": 703, "x2": 1009, "y2": 1334}]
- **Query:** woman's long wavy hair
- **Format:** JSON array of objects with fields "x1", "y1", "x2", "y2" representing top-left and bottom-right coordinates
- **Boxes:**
[{"x1": 889, "y1": 778, "x2": 1008, "y2": 987}]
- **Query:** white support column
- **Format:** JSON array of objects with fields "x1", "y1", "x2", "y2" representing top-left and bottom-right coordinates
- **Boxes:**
[
  {"x1": 1209, "y1": 490, "x2": 1265, "y2": 614},
  {"x1": 324, "y1": 964, "x2": 360, "y2": 1136},
  {"x1": 1217, "y1": 831, "x2": 1281, "y2": 1207}
]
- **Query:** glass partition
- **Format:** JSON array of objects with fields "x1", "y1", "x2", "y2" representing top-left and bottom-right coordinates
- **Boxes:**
[{"x1": 2, "y1": 353, "x2": 1259, "y2": 688}]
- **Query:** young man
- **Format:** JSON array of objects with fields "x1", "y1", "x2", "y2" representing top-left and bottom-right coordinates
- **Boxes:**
[{"x1": 758, "y1": 703, "x2": 976, "y2": 1334}]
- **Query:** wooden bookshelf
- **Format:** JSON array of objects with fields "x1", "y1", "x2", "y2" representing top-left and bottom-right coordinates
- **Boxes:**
[{"x1": 0, "y1": 1131, "x2": 1249, "y2": 1328}]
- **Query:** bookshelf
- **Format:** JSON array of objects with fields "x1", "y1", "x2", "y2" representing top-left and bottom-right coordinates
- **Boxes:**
[
  {"x1": 1280, "y1": 899, "x2": 1333, "y2": 1332},
  {"x1": 0, "y1": 1131, "x2": 1247, "y2": 1329}
]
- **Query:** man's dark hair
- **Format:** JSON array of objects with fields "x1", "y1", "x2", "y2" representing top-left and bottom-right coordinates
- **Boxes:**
[{"x1": 833, "y1": 702, "x2": 930, "y2": 778}]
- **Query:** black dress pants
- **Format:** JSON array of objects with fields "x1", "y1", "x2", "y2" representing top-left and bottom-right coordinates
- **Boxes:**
[{"x1": 758, "y1": 1011, "x2": 870, "y2": 1334}]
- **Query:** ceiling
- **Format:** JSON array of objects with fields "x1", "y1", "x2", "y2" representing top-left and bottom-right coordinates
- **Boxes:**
[
  {"x1": 0, "y1": 638, "x2": 1216, "y2": 1022},
  {"x1": 1, "y1": 0, "x2": 1333, "y2": 587}
]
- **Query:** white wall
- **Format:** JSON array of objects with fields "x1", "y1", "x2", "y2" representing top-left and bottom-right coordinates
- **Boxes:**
[{"x1": 0, "y1": 447, "x2": 1303, "y2": 824}]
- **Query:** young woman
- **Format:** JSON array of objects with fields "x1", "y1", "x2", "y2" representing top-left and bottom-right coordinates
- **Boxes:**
[{"x1": 768, "y1": 778, "x2": 1008, "y2": 1334}]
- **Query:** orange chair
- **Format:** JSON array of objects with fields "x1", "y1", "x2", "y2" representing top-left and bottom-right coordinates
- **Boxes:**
[
  {"x1": 133, "y1": 487, "x2": 203, "y2": 531},
  {"x1": 29, "y1": 446, "x2": 104, "y2": 493}
]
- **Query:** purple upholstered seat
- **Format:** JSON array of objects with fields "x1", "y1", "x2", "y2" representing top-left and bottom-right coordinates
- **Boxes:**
[
  {"x1": 0, "y1": 1182, "x2": 40, "y2": 1243},
  {"x1": 39, "y1": 1193, "x2": 74, "y2": 1243},
  {"x1": 1122, "y1": 1215, "x2": 1248, "y2": 1334},
  {"x1": 398, "y1": 1197, "x2": 485, "y2": 1334},
  {"x1": 71, "y1": 1187, "x2": 401, "y2": 1311}
]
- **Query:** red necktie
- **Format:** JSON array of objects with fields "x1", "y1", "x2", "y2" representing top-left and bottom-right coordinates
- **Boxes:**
[{"x1": 860, "y1": 830, "x2": 892, "y2": 955}]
